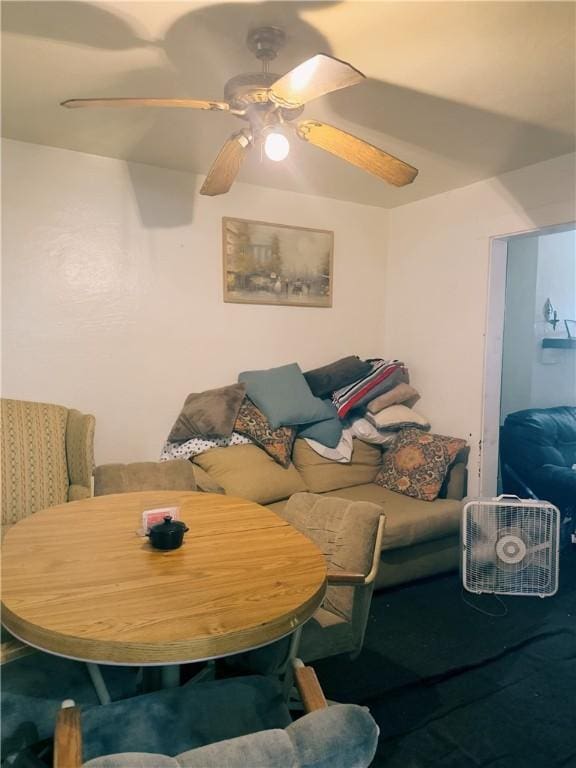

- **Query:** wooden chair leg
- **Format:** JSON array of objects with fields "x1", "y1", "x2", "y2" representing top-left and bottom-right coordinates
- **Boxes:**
[{"x1": 54, "y1": 701, "x2": 82, "y2": 768}]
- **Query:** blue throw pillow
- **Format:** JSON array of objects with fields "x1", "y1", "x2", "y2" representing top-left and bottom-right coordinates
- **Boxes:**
[
  {"x1": 299, "y1": 402, "x2": 343, "y2": 448},
  {"x1": 239, "y1": 363, "x2": 335, "y2": 430}
]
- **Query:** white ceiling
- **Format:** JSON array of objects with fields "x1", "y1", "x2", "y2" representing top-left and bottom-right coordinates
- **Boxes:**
[{"x1": 2, "y1": 1, "x2": 575, "y2": 208}]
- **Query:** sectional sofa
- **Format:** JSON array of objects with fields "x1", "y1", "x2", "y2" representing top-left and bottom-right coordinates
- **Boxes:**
[{"x1": 192, "y1": 437, "x2": 468, "y2": 591}]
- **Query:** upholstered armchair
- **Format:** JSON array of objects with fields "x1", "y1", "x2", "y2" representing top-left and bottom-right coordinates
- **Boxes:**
[
  {"x1": 500, "y1": 406, "x2": 576, "y2": 514},
  {"x1": 1, "y1": 398, "x2": 95, "y2": 678},
  {"x1": 282, "y1": 493, "x2": 385, "y2": 663},
  {"x1": 1, "y1": 398, "x2": 95, "y2": 529},
  {"x1": 227, "y1": 493, "x2": 384, "y2": 678},
  {"x1": 54, "y1": 659, "x2": 379, "y2": 768}
]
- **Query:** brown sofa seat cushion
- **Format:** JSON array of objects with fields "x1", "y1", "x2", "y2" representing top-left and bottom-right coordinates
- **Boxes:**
[
  {"x1": 94, "y1": 460, "x2": 197, "y2": 496},
  {"x1": 269, "y1": 483, "x2": 461, "y2": 552},
  {"x1": 292, "y1": 438, "x2": 382, "y2": 493},
  {"x1": 194, "y1": 445, "x2": 306, "y2": 505}
]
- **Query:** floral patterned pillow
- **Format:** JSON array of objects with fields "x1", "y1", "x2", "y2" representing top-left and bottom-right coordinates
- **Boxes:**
[
  {"x1": 376, "y1": 428, "x2": 467, "y2": 501},
  {"x1": 234, "y1": 398, "x2": 296, "y2": 468}
]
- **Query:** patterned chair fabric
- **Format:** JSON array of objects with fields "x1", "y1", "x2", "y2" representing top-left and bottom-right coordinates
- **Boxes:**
[
  {"x1": 227, "y1": 493, "x2": 385, "y2": 675},
  {"x1": 282, "y1": 493, "x2": 385, "y2": 662},
  {"x1": 1, "y1": 398, "x2": 95, "y2": 528}
]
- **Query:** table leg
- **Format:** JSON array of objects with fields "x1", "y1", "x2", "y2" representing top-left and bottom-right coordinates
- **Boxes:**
[
  {"x1": 86, "y1": 663, "x2": 111, "y2": 705},
  {"x1": 161, "y1": 665, "x2": 181, "y2": 688},
  {"x1": 282, "y1": 626, "x2": 303, "y2": 700},
  {"x1": 141, "y1": 665, "x2": 181, "y2": 691}
]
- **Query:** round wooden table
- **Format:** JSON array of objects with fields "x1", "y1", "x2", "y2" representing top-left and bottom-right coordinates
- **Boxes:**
[{"x1": 1, "y1": 491, "x2": 327, "y2": 666}]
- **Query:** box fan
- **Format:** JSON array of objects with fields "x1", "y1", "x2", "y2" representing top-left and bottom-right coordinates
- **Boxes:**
[{"x1": 462, "y1": 496, "x2": 560, "y2": 597}]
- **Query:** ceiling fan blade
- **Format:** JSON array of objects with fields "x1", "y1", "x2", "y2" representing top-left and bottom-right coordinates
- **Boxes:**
[
  {"x1": 295, "y1": 120, "x2": 418, "y2": 187},
  {"x1": 200, "y1": 131, "x2": 251, "y2": 196},
  {"x1": 269, "y1": 54, "x2": 364, "y2": 108},
  {"x1": 61, "y1": 97, "x2": 230, "y2": 111}
]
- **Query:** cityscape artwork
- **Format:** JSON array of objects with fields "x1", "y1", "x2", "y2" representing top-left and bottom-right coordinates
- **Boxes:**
[{"x1": 222, "y1": 217, "x2": 333, "y2": 307}]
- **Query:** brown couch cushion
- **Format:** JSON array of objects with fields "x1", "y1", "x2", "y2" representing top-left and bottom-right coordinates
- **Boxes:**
[
  {"x1": 190, "y1": 464, "x2": 225, "y2": 494},
  {"x1": 268, "y1": 483, "x2": 462, "y2": 552},
  {"x1": 366, "y1": 404, "x2": 429, "y2": 431},
  {"x1": 376, "y1": 429, "x2": 467, "y2": 501},
  {"x1": 168, "y1": 383, "x2": 247, "y2": 442},
  {"x1": 94, "y1": 460, "x2": 197, "y2": 496},
  {"x1": 366, "y1": 383, "x2": 420, "y2": 413},
  {"x1": 194, "y1": 444, "x2": 306, "y2": 505},
  {"x1": 292, "y1": 438, "x2": 382, "y2": 493}
]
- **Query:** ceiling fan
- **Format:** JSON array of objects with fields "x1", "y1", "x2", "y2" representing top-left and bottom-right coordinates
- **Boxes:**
[{"x1": 61, "y1": 27, "x2": 418, "y2": 196}]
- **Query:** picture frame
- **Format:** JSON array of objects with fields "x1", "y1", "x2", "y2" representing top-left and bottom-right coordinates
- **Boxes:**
[{"x1": 222, "y1": 217, "x2": 334, "y2": 307}]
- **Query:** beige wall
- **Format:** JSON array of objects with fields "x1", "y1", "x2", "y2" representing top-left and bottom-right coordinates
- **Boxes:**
[
  {"x1": 385, "y1": 153, "x2": 576, "y2": 496},
  {"x1": 1, "y1": 139, "x2": 387, "y2": 464},
  {"x1": 3, "y1": 138, "x2": 574, "y2": 490}
]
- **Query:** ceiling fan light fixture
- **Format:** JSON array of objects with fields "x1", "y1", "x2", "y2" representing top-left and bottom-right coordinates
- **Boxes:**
[
  {"x1": 264, "y1": 130, "x2": 290, "y2": 162},
  {"x1": 61, "y1": 29, "x2": 419, "y2": 194}
]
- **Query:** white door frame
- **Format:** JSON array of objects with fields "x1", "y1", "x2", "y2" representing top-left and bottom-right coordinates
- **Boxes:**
[
  {"x1": 480, "y1": 237, "x2": 508, "y2": 497},
  {"x1": 480, "y1": 221, "x2": 576, "y2": 497}
]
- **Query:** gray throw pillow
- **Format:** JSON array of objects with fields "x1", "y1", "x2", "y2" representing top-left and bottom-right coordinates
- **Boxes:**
[
  {"x1": 298, "y1": 402, "x2": 343, "y2": 448},
  {"x1": 238, "y1": 363, "x2": 335, "y2": 430},
  {"x1": 168, "y1": 383, "x2": 247, "y2": 442}
]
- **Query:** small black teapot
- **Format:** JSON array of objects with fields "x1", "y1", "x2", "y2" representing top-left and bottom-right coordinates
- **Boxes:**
[{"x1": 147, "y1": 516, "x2": 189, "y2": 550}]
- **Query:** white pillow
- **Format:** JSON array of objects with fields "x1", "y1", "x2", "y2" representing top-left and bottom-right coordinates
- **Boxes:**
[
  {"x1": 160, "y1": 432, "x2": 252, "y2": 461},
  {"x1": 366, "y1": 404, "x2": 430, "y2": 431},
  {"x1": 304, "y1": 428, "x2": 354, "y2": 463},
  {"x1": 347, "y1": 417, "x2": 397, "y2": 446}
]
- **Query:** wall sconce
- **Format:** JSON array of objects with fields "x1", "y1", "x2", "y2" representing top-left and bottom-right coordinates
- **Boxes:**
[{"x1": 543, "y1": 298, "x2": 559, "y2": 330}]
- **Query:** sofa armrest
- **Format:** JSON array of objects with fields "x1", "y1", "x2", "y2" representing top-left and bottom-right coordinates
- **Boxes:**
[
  {"x1": 532, "y1": 464, "x2": 576, "y2": 510},
  {"x1": 66, "y1": 409, "x2": 95, "y2": 497},
  {"x1": 441, "y1": 461, "x2": 468, "y2": 500}
]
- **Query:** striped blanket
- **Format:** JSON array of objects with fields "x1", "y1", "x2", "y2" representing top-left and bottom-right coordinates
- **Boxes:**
[{"x1": 332, "y1": 359, "x2": 407, "y2": 418}]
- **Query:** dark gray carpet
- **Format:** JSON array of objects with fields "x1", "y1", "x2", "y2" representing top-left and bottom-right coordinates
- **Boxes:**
[
  {"x1": 2, "y1": 554, "x2": 574, "y2": 767},
  {"x1": 313, "y1": 550, "x2": 576, "y2": 768}
]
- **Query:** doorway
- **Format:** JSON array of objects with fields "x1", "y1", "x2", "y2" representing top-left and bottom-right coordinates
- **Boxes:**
[{"x1": 480, "y1": 223, "x2": 576, "y2": 497}]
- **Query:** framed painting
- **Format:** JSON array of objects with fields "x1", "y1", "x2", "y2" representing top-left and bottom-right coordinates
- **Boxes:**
[{"x1": 222, "y1": 217, "x2": 333, "y2": 307}]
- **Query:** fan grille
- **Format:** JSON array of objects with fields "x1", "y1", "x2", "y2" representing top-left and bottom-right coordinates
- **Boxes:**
[{"x1": 462, "y1": 499, "x2": 560, "y2": 596}]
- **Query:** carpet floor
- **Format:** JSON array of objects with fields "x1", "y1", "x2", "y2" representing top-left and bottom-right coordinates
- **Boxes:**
[
  {"x1": 314, "y1": 549, "x2": 576, "y2": 768},
  {"x1": 2, "y1": 553, "x2": 574, "y2": 767}
]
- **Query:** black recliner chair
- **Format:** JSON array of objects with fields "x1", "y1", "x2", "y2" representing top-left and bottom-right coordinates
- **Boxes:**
[{"x1": 500, "y1": 406, "x2": 576, "y2": 515}]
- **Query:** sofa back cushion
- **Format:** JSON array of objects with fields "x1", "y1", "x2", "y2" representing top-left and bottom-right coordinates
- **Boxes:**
[
  {"x1": 94, "y1": 461, "x2": 197, "y2": 496},
  {"x1": 292, "y1": 438, "x2": 382, "y2": 493},
  {"x1": 194, "y1": 445, "x2": 306, "y2": 505}
]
